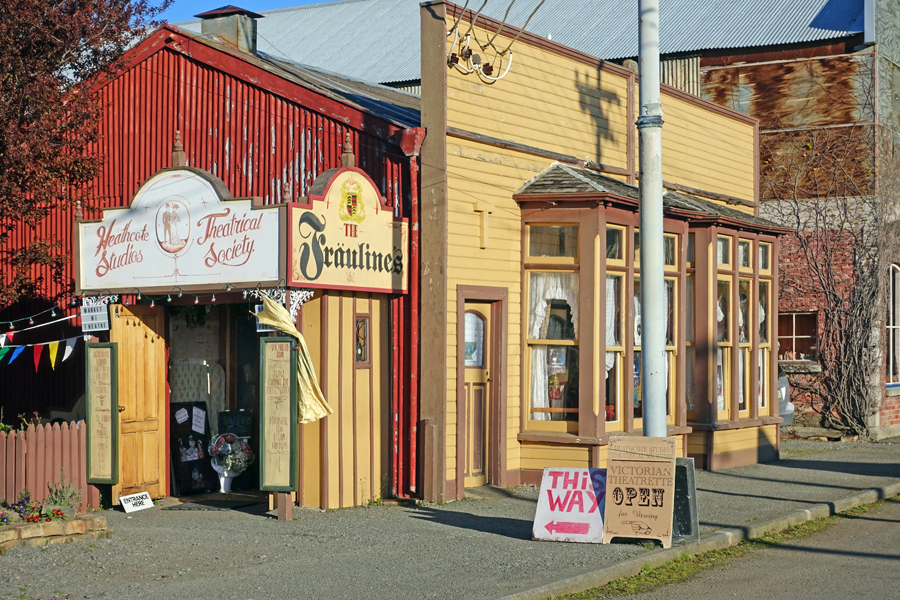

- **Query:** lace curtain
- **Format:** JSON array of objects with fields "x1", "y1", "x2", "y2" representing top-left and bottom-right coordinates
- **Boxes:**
[
  {"x1": 606, "y1": 276, "x2": 617, "y2": 376},
  {"x1": 529, "y1": 272, "x2": 578, "y2": 420}
]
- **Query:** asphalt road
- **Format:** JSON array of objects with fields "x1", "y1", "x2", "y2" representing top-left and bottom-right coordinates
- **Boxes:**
[{"x1": 628, "y1": 496, "x2": 900, "y2": 600}]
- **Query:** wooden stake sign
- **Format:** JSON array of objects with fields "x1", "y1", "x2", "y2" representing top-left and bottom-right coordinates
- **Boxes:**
[
  {"x1": 603, "y1": 436, "x2": 677, "y2": 548},
  {"x1": 259, "y1": 337, "x2": 297, "y2": 492},
  {"x1": 86, "y1": 343, "x2": 118, "y2": 484}
]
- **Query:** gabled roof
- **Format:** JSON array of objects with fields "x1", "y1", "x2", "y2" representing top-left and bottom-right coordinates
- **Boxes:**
[
  {"x1": 515, "y1": 163, "x2": 784, "y2": 232},
  {"x1": 176, "y1": 0, "x2": 863, "y2": 85}
]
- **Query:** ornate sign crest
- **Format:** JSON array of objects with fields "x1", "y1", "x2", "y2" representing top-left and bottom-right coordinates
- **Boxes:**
[{"x1": 339, "y1": 176, "x2": 365, "y2": 223}]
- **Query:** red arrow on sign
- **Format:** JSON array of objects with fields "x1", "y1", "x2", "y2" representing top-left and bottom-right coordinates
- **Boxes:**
[{"x1": 545, "y1": 521, "x2": 590, "y2": 535}]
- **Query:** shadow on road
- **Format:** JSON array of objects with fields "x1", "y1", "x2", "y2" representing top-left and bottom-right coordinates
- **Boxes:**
[{"x1": 407, "y1": 505, "x2": 535, "y2": 540}]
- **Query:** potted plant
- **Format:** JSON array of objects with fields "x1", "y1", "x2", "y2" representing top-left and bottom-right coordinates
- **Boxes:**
[{"x1": 208, "y1": 433, "x2": 255, "y2": 493}]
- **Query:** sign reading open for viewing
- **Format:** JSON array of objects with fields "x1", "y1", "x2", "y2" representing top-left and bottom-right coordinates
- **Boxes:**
[
  {"x1": 76, "y1": 168, "x2": 282, "y2": 293},
  {"x1": 289, "y1": 167, "x2": 408, "y2": 294}
]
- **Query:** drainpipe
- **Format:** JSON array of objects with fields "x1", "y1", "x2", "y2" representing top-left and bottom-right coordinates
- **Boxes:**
[{"x1": 638, "y1": 0, "x2": 667, "y2": 438}]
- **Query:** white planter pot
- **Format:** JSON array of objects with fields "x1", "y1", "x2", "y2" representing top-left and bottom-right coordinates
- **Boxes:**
[{"x1": 210, "y1": 458, "x2": 243, "y2": 493}]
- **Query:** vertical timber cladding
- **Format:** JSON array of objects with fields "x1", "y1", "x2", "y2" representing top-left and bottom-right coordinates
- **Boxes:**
[
  {"x1": 260, "y1": 338, "x2": 298, "y2": 492},
  {"x1": 86, "y1": 343, "x2": 118, "y2": 484}
]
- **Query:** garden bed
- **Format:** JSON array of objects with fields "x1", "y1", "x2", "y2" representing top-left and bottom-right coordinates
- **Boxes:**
[{"x1": 0, "y1": 513, "x2": 110, "y2": 551}]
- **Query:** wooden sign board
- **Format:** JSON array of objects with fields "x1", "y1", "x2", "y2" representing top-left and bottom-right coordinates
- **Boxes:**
[
  {"x1": 603, "y1": 436, "x2": 677, "y2": 548},
  {"x1": 259, "y1": 338, "x2": 297, "y2": 492},
  {"x1": 532, "y1": 468, "x2": 606, "y2": 544},
  {"x1": 86, "y1": 343, "x2": 118, "y2": 484}
]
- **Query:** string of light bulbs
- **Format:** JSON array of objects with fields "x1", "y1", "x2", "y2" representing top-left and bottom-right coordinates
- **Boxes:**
[
  {"x1": 84, "y1": 282, "x2": 288, "y2": 309},
  {"x1": 2, "y1": 297, "x2": 80, "y2": 331}
]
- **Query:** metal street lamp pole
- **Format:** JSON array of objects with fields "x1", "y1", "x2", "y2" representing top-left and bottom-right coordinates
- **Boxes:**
[{"x1": 637, "y1": 0, "x2": 667, "y2": 437}]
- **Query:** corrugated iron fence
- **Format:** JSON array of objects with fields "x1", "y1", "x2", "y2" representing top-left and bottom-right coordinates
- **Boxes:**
[{"x1": 0, "y1": 421, "x2": 100, "y2": 511}]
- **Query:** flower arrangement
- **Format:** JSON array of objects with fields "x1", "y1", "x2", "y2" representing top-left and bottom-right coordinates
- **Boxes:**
[
  {"x1": 10, "y1": 489, "x2": 41, "y2": 520},
  {"x1": 208, "y1": 433, "x2": 255, "y2": 473}
]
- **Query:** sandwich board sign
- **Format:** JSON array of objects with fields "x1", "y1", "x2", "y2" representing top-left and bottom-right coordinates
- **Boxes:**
[
  {"x1": 532, "y1": 468, "x2": 606, "y2": 543},
  {"x1": 603, "y1": 436, "x2": 677, "y2": 548}
]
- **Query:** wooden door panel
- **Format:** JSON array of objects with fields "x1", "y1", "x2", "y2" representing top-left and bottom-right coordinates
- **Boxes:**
[{"x1": 111, "y1": 305, "x2": 166, "y2": 501}]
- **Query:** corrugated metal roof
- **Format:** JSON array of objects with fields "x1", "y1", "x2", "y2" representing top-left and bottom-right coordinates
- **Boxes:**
[{"x1": 176, "y1": 0, "x2": 863, "y2": 84}]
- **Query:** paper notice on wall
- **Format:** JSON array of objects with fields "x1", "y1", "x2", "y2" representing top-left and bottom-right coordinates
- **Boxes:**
[
  {"x1": 175, "y1": 408, "x2": 189, "y2": 424},
  {"x1": 192, "y1": 407, "x2": 206, "y2": 434}
]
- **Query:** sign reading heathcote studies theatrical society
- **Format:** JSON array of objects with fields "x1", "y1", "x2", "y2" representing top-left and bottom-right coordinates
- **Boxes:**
[
  {"x1": 77, "y1": 168, "x2": 281, "y2": 292},
  {"x1": 290, "y1": 167, "x2": 408, "y2": 293}
]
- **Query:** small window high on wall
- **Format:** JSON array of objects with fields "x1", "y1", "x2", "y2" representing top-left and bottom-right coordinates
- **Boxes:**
[{"x1": 778, "y1": 312, "x2": 818, "y2": 361}]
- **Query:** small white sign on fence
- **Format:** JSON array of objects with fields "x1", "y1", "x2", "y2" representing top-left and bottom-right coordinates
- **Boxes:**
[
  {"x1": 82, "y1": 305, "x2": 110, "y2": 332},
  {"x1": 119, "y1": 491, "x2": 154, "y2": 513}
]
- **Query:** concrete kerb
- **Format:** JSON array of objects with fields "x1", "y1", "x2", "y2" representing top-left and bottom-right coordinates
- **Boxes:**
[{"x1": 490, "y1": 481, "x2": 900, "y2": 600}]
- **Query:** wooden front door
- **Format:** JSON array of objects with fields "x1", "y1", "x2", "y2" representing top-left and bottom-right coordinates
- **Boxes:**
[
  {"x1": 110, "y1": 304, "x2": 167, "y2": 501},
  {"x1": 463, "y1": 303, "x2": 491, "y2": 488}
]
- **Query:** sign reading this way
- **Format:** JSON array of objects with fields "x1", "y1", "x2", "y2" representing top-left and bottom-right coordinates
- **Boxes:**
[
  {"x1": 532, "y1": 468, "x2": 607, "y2": 544},
  {"x1": 603, "y1": 436, "x2": 677, "y2": 548},
  {"x1": 289, "y1": 167, "x2": 408, "y2": 294}
]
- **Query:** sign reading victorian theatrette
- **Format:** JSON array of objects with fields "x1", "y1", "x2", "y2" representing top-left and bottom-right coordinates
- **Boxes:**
[
  {"x1": 289, "y1": 167, "x2": 408, "y2": 293},
  {"x1": 77, "y1": 168, "x2": 281, "y2": 292}
]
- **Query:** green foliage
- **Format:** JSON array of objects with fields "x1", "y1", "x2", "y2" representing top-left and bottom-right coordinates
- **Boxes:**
[{"x1": 47, "y1": 470, "x2": 81, "y2": 508}]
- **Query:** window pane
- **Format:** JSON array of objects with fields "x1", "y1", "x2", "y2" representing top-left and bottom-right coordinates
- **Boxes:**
[
  {"x1": 739, "y1": 240, "x2": 751, "y2": 268},
  {"x1": 738, "y1": 279, "x2": 751, "y2": 343},
  {"x1": 633, "y1": 350, "x2": 642, "y2": 419},
  {"x1": 529, "y1": 225, "x2": 578, "y2": 258},
  {"x1": 606, "y1": 274, "x2": 622, "y2": 346},
  {"x1": 739, "y1": 349, "x2": 748, "y2": 411},
  {"x1": 664, "y1": 235, "x2": 676, "y2": 267},
  {"x1": 891, "y1": 266, "x2": 900, "y2": 383},
  {"x1": 758, "y1": 348, "x2": 768, "y2": 409},
  {"x1": 759, "y1": 244, "x2": 770, "y2": 270},
  {"x1": 464, "y1": 312, "x2": 485, "y2": 367},
  {"x1": 686, "y1": 274, "x2": 695, "y2": 344},
  {"x1": 793, "y1": 337, "x2": 817, "y2": 361},
  {"x1": 634, "y1": 277, "x2": 642, "y2": 347},
  {"x1": 687, "y1": 233, "x2": 695, "y2": 263},
  {"x1": 778, "y1": 313, "x2": 793, "y2": 339},
  {"x1": 717, "y1": 348, "x2": 726, "y2": 412},
  {"x1": 665, "y1": 279, "x2": 675, "y2": 346},
  {"x1": 717, "y1": 236, "x2": 731, "y2": 265},
  {"x1": 759, "y1": 281, "x2": 769, "y2": 343},
  {"x1": 355, "y1": 318, "x2": 369, "y2": 363},
  {"x1": 606, "y1": 227, "x2": 623, "y2": 260},
  {"x1": 795, "y1": 313, "x2": 817, "y2": 336},
  {"x1": 717, "y1": 280, "x2": 730, "y2": 342},
  {"x1": 634, "y1": 230, "x2": 641, "y2": 265},
  {"x1": 528, "y1": 272, "x2": 578, "y2": 340},
  {"x1": 531, "y1": 346, "x2": 579, "y2": 421},
  {"x1": 605, "y1": 353, "x2": 619, "y2": 422}
]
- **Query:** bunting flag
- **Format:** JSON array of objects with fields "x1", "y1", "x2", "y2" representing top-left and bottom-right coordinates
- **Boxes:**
[
  {"x1": 5, "y1": 332, "x2": 13, "y2": 344},
  {"x1": 0, "y1": 347, "x2": 9, "y2": 363},
  {"x1": 0, "y1": 335, "x2": 5, "y2": 348},
  {"x1": 8, "y1": 346, "x2": 24, "y2": 364},
  {"x1": 33, "y1": 345, "x2": 43, "y2": 371},
  {"x1": 48, "y1": 341, "x2": 59, "y2": 370},
  {"x1": 62, "y1": 337, "x2": 78, "y2": 362}
]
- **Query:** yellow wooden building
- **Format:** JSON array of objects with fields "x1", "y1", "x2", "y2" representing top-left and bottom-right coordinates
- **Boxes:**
[{"x1": 417, "y1": 1, "x2": 786, "y2": 502}]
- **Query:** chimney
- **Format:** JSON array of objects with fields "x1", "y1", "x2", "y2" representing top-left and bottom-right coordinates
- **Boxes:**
[{"x1": 195, "y1": 5, "x2": 264, "y2": 54}]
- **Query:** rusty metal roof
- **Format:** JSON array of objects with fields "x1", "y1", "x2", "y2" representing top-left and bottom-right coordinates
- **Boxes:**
[
  {"x1": 176, "y1": 0, "x2": 864, "y2": 84},
  {"x1": 515, "y1": 163, "x2": 783, "y2": 231}
]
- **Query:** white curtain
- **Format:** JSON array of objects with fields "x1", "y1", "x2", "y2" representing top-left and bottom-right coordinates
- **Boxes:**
[
  {"x1": 892, "y1": 267, "x2": 900, "y2": 382},
  {"x1": 606, "y1": 276, "x2": 617, "y2": 376},
  {"x1": 530, "y1": 347, "x2": 550, "y2": 420},
  {"x1": 528, "y1": 272, "x2": 579, "y2": 339},
  {"x1": 716, "y1": 349, "x2": 725, "y2": 412}
]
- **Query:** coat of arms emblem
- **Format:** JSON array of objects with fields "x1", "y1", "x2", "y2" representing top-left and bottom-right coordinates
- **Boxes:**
[{"x1": 339, "y1": 176, "x2": 365, "y2": 223}]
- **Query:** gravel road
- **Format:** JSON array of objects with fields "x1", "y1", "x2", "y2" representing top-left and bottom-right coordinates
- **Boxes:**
[{"x1": 0, "y1": 487, "x2": 643, "y2": 600}]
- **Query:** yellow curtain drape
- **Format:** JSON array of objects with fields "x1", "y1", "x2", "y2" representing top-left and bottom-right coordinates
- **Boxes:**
[{"x1": 253, "y1": 294, "x2": 333, "y2": 423}]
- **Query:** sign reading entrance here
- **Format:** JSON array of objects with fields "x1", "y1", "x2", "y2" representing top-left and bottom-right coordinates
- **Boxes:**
[
  {"x1": 259, "y1": 338, "x2": 297, "y2": 492},
  {"x1": 86, "y1": 343, "x2": 118, "y2": 484},
  {"x1": 289, "y1": 167, "x2": 408, "y2": 294},
  {"x1": 119, "y1": 491, "x2": 153, "y2": 513},
  {"x1": 77, "y1": 168, "x2": 281, "y2": 292},
  {"x1": 603, "y1": 436, "x2": 677, "y2": 549},
  {"x1": 81, "y1": 305, "x2": 110, "y2": 332},
  {"x1": 532, "y1": 468, "x2": 607, "y2": 544}
]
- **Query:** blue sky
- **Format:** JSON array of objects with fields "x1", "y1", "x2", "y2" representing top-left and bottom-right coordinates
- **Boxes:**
[{"x1": 159, "y1": 1, "x2": 319, "y2": 24}]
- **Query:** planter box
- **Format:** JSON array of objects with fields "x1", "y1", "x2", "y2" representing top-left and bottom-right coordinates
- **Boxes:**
[{"x1": 0, "y1": 513, "x2": 111, "y2": 551}]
